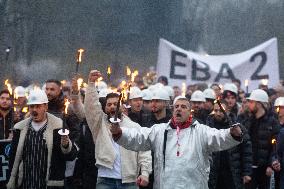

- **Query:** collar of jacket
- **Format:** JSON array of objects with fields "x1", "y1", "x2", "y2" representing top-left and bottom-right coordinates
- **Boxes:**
[{"x1": 8, "y1": 113, "x2": 64, "y2": 188}]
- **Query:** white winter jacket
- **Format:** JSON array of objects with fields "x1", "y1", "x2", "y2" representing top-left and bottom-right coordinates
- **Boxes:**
[{"x1": 117, "y1": 120, "x2": 241, "y2": 189}]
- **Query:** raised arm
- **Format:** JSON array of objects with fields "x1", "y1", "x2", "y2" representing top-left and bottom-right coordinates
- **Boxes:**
[{"x1": 84, "y1": 70, "x2": 104, "y2": 140}]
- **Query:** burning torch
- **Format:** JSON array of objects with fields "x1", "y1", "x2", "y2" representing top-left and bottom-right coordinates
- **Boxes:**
[
  {"x1": 58, "y1": 99, "x2": 70, "y2": 135},
  {"x1": 76, "y1": 48, "x2": 85, "y2": 74},
  {"x1": 214, "y1": 97, "x2": 234, "y2": 127},
  {"x1": 107, "y1": 65, "x2": 111, "y2": 83},
  {"x1": 245, "y1": 79, "x2": 249, "y2": 94}
]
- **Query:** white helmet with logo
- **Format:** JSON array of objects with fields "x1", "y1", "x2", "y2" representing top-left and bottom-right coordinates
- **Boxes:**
[
  {"x1": 203, "y1": 88, "x2": 216, "y2": 100},
  {"x1": 27, "y1": 90, "x2": 49, "y2": 105},
  {"x1": 274, "y1": 97, "x2": 284, "y2": 107},
  {"x1": 190, "y1": 90, "x2": 206, "y2": 102},
  {"x1": 151, "y1": 88, "x2": 170, "y2": 101},
  {"x1": 223, "y1": 83, "x2": 238, "y2": 95},
  {"x1": 142, "y1": 89, "x2": 153, "y2": 101},
  {"x1": 129, "y1": 87, "x2": 143, "y2": 100},
  {"x1": 247, "y1": 89, "x2": 268, "y2": 103}
]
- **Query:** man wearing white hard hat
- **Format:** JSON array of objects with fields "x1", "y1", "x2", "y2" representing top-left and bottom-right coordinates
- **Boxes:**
[
  {"x1": 7, "y1": 90, "x2": 77, "y2": 189},
  {"x1": 109, "y1": 95, "x2": 243, "y2": 189},
  {"x1": 239, "y1": 89, "x2": 280, "y2": 189},
  {"x1": 203, "y1": 88, "x2": 216, "y2": 116},
  {"x1": 142, "y1": 89, "x2": 153, "y2": 112},
  {"x1": 190, "y1": 90, "x2": 207, "y2": 124},
  {"x1": 150, "y1": 88, "x2": 172, "y2": 125},
  {"x1": 128, "y1": 87, "x2": 152, "y2": 128}
]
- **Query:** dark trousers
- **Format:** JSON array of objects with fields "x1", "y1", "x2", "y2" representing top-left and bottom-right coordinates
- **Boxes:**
[{"x1": 245, "y1": 167, "x2": 270, "y2": 189}]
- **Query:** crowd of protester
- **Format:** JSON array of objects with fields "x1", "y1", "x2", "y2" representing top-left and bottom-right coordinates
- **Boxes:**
[{"x1": 1, "y1": 69, "x2": 284, "y2": 189}]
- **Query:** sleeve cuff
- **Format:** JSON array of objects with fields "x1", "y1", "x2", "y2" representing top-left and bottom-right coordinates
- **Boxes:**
[{"x1": 141, "y1": 170, "x2": 150, "y2": 178}]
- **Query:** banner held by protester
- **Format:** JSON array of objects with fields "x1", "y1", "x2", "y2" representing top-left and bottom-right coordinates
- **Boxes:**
[{"x1": 157, "y1": 38, "x2": 279, "y2": 91}]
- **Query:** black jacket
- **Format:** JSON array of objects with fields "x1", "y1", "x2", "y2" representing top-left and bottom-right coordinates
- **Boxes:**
[
  {"x1": 238, "y1": 111, "x2": 280, "y2": 168},
  {"x1": 0, "y1": 109, "x2": 13, "y2": 139},
  {"x1": 207, "y1": 114, "x2": 252, "y2": 189},
  {"x1": 73, "y1": 119, "x2": 97, "y2": 189},
  {"x1": 128, "y1": 108, "x2": 152, "y2": 128}
]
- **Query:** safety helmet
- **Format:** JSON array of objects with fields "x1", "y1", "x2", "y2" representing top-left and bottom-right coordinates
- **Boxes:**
[
  {"x1": 97, "y1": 81, "x2": 107, "y2": 91},
  {"x1": 99, "y1": 88, "x2": 112, "y2": 98},
  {"x1": 223, "y1": 83, "x2": 238, "y2": 95},
  {"x1": 190, "y1": 90, "x2": 206, "y2": 102},
  {"x1": 247, "y1": 89, "x2": 268, "y2": 103},
  {"x1": 27, "y1": 90, "x2": 49, "y2": 105},
  {"x1": 164, "y1": 86, "x2": 174, "y2": 97},
  {"x1": 151, "y1": 88, "x2": 170, "y2": 101},
  {"x1": 274, "y1": 97, "x2": 284, "y2": 107},
  {"x1": 142, "y1": 89, "x2": 153, "y2": 101},
  {"x1": 203, "y1": 88, "x2": 216, "y2": 100},
  {"x1": 129, "y1": 87, "x2": 143, "y2": 100},
  {"x1": 14, "y1": 86, "x2": 26, "y2": 98}
]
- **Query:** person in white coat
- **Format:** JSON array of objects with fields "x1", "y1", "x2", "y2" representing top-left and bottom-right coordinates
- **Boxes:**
[{"x1": 110, "y1": 96, "x2": 243, "y2": 189}]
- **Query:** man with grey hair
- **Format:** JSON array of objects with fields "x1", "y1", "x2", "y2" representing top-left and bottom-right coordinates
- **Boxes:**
[{"x1": 110, "y1": 96, "x2": 243, "y2": 189}]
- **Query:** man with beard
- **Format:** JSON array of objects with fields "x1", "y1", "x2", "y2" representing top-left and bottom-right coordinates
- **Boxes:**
[
  {"x1": 84, "y1": 70, "x2": 152, "y2": 189},
  {"x1": 150, "y1": 89, "x2": 172, "y2": 125},
  {"x1": 223, "y1": 83, "x2": 239, "y2": 117},
  {"x1": 207, "y1": 101, "x2": 252, "y2": 189},
  {"x1": 190, "y1": 90, "x2": 208, "y2": 124},
  {"x1": 45, "y1": 79, "x2": 81, "y2": 189},
  {"x1": 7, "y1": 90, "x2": 77, "y2": 189},
  {"x1": 109, "y1": 96, "x2": 243, "y2": 189},
  {"x1": 0, "y1": 89, "x2": 13, "y2": 139},
  {"x1": 128, "y1": 87, "x2": 152, "y2": 128},
  {"x1": 239, "y1": 89, "x2": 280, "y2": 189}
]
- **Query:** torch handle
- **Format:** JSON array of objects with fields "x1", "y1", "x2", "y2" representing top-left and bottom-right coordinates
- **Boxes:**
[
  {"x1": 75, "y1": 62, "x2": 79, "y2": 74},
  {"x1": 114, "y1": 93, "x2": 123, "y2": 121},
  {"x1": 216, "y1": 100, "x2": 233, "y2": 126}
]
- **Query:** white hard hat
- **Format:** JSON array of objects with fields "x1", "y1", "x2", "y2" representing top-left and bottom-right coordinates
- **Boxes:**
[
  {"x1": 99, "y1": 88, "x2": 112, "y2": 98},
  {"x1": 129, "y1": 87, "x2": 143, "y2": 100},
  {"x1": 203, "y1": 88, "x2": 216, "y2": 100},
  {"x1": 97, "y1": 81, "x2": 107, "y2": 91},
  {"x1": 151, "y1": 88, "x2": 170, "y2": 101},
  {"x1": 164, "y1": 86, "x2": 174, "y2": 97},
  {"x1": 274, "y1": 97, "x2": 284, "y2": 107},
  {"x1": 247, "y1": 89, "x2": 268, "y2": 103},
  {"x1": 27, "y1": 90, "x2": 49, "y2": 105},
  {"x1": 223, "y1": 83, "x2": 238, "y2": 94},
  {"x1": 190, "y1": 90, "x2": 206, "y2": 102},
  {"x1": 147, "y1": 85, "x2": 156, "y2": 92},
  {"x1": 154, "y1": 83, "x2": 165, "y2": 89},
  {"x1": 142, "y1": 89, "x2": 153, "y2": 101},
  {"x1": 14, "y1": 86, "x2": 26, "y2": 98}
]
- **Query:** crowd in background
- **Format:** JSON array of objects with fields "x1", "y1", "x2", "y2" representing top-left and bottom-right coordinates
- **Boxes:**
[{"x1": 1, "y1": 69, "x2": 284, "y2": 189}]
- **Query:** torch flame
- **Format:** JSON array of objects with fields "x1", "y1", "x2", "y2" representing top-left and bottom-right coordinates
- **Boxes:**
[
  {"x1": 261, "y1": 79, "x2": 268, "y2": 86},
  {"x1": 245, "y1": 79, "x2": 249, "y2": 87},
  {"x1": 77, "y1": 78, "x2": 84, "y2": 91},
  {"x1": 276, "y1": 106, "x2": 280, "y2": 113},
  {"x1": 22, "y1": 107, "x2": 28, "y2": 113},
  {"x1": 61, "y1": 80, "x2": 66, "y2": 85},
  {"x1": 182, "y1": 82, "x2": 186, "y2": 97},
  {"x1": 64, "y1": 99, "x2": 70, "y2": 115},
  {"x1": 126, "y1": 66, "x2": 131, "y2": 76},
  {"x1": 77, "y1": 48, "x2": 85, "y2": 63},
  {"x1": 107, "y1": 66, "x2": 111, "y2": 75},
  {"x1": 272, "y1": 138, "x2": 276, "y2": 144},
  {"x1": 4, "y1": 79, "x2": 13, "y2": 95},
  {"x1": 14, "y1": 88, "x2": 18, "y2": 99}
]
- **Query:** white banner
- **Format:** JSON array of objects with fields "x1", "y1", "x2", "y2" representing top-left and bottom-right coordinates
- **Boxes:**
[{"x1": 156, "y1": 38, "x2": 279, "y2": 91}]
